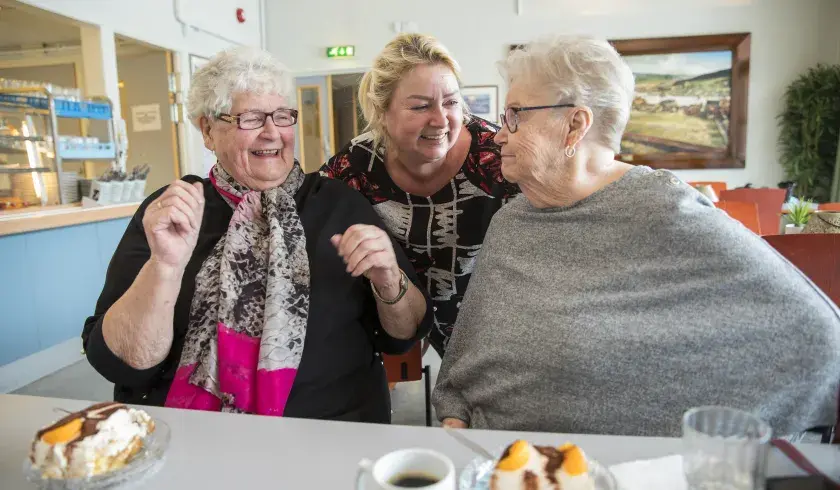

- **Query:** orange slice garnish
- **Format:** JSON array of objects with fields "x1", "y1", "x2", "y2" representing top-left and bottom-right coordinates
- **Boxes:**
[
  {"x1": 41, "y1": 418, "x2": 83, "y2": 445},
  {"x1": 559, "y1": 445, "x2": 587, "y2": 476},
  {"x1": 497, "y1": 440, "x2": 530, "y2": 471}
]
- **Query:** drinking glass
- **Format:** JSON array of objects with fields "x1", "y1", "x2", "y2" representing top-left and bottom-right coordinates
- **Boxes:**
[{"x1": 682, "y1": 406, "x2": 771, "y2": 490}]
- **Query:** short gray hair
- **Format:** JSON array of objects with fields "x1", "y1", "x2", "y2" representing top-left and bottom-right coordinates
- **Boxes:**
[
  {"x1": 500, "y1": 36, "x2": 635, "y2": 152},
  {"x1": 187, "y1": 46, "x2": 294, "y2": 128}
]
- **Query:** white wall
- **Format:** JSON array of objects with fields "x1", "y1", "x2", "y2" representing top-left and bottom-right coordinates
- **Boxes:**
[
  {"x1": 16, "y1": 0, "x2": 261, "y2": 58},
  {"x1": 267, "y1": 0, "x2": 830, "y2": 188},
  {"x1": 16, "y1": 0, "x2": 266, "y2": 176},
  {"x1": 818, "y1": 0, "x2": 840, "y2": 65}
]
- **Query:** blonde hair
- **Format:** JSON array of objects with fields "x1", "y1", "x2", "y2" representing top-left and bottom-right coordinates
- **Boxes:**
[
  {"x1": 499, "y1": 36, "x2": 635, "y2": 153},
  {"x1": 358, "y1": 33, "x2": 467, "y2": 147}
]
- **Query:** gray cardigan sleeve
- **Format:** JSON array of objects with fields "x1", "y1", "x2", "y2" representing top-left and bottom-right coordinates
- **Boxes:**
[
  {"x1": 432, "y1": 332, "x2": 472, "y2": 424},
  {"x1": 431, "y1": 215, "x2": 506, "y2": 425}
]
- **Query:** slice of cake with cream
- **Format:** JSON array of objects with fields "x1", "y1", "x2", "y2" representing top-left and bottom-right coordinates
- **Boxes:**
[
  {"x1": 30, "y1": 402, "x2": 155, "y2": 479},
  {"x1": 490, "y1": 440, "x2": 595, "y2": 490}
]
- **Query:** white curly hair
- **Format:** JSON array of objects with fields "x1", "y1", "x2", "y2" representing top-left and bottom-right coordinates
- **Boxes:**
[{"x1": 187, "y1": 46, "x2": 294, "y2": 128}]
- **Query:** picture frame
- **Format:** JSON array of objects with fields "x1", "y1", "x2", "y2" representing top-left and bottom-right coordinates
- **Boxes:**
[
  {"x1": 189, "y1": 54, "x2": 209, "y2": 77},
  {"x1": 610, "y1": 33, "x2": 751, "y2": 170},
  {"x1": 462, "y1": 85, "x2": 499, "y2": 124}
]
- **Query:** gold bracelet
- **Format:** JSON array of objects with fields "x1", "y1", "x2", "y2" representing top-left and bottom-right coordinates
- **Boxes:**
[{"x1": 371, "y1": 269, "x2": 409, "y2": 305}]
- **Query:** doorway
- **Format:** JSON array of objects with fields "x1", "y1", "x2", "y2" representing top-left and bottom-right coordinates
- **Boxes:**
[
  {"x1": 116, "y1": 35, "x2": 181, "y2": 196},
  {"x1": 331, "y1": 73, "x2": 365, "y2": 154},
  {"x1": 294, "y1": 72, "x2": 365, "y2": 172}
]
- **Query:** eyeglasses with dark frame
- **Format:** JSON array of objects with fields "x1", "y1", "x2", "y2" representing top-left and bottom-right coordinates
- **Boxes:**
[
  {"x1": 217, "y1": 108, "x2": 299, "y2": 130},
  {"x1": 499, "y1": 104, "x2": 575, "y2": 133}
]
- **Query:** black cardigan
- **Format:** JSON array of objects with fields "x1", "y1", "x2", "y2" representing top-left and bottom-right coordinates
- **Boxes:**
[{"x1": 82, "y1": 173, "x2": 433, "y2": 423}]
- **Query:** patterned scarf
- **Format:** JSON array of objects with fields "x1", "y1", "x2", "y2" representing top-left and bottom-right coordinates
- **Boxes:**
[{"x1": 164, "y1": 163, "x2": 310, "y2": 416}]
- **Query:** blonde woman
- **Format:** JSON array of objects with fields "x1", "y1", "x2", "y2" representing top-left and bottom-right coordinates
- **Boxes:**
[{"x1": 321, "y1": 33, "x2": 519, "y2": 357}]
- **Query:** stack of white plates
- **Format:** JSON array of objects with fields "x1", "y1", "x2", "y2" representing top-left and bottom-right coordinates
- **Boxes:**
[{"x1": 60, "y1": 171, "x2": 80, "y2": 203}]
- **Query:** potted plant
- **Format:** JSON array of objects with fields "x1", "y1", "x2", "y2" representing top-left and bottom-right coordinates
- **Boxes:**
[
  {"x1": 777, "y1": 64, "x2": 840, "y2": 203},
  {"x1": 785, "y1": 199, "x2": 814, "y2": 234}
]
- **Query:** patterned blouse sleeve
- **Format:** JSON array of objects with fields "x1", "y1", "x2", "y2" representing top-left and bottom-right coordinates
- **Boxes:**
[
  {"x1": 466, "y1": 128, "x2": 521, "y2": 199},
  {"x1": 320, "y1": 153, "x2": 363, "y2": 191}
]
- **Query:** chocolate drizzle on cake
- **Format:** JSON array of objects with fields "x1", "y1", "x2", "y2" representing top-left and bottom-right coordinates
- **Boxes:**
[
  {"x1": 535, "y1": 446, "x2": 566, "y2": 485},
  {"x1": 78, "y1": 402, "x2": 126, "y2": 442},
  {"x1": 36, "y1": 402, "x2": 125, "y2": 441},
  {"x1": 500, "y1": 443, "x2": 515, "y2": 462},
  {"x1": 32, "y1": 402, "x2": 128, "y2": 462},
  {"x1": 523, "y1": 470, "x2": 540, "y2": 490}
]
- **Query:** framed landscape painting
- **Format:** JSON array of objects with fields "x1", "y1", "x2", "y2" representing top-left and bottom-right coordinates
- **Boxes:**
[{"x1": 610, "y1": 33, "x2": 751, "y2": 170}]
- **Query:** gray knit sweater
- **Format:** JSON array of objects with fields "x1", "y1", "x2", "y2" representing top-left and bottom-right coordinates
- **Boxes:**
[{"x1": 432, "y1": 166, "x2": 840, "y2": 437}]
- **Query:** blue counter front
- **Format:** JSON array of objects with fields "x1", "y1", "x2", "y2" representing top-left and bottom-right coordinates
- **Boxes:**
[{"x1": 0, "y1": 213, "x2": 131, "y2": 374}]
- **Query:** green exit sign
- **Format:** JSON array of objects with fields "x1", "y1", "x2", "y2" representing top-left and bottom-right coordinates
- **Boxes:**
[{"x1": 326, "y1": 45, "x2": 355, "y2": 58}]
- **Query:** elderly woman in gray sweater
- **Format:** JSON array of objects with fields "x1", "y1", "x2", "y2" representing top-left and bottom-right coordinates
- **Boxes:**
[{"x1": 432, "y1": 36, "x2": 840, "y2": 437}]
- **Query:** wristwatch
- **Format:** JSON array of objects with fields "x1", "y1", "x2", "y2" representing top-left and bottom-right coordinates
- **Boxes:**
[{"x1": 371, "y1": 269, "x2": 409, "y2": 305}]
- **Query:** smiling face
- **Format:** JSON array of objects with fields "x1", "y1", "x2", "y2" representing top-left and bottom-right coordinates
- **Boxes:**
[
  {"x1": 383, "y1": 63, "x2": 464, "y2": 165},
  {"x1": 200, "y1": 92, "x2": 296, "y2": 190}
]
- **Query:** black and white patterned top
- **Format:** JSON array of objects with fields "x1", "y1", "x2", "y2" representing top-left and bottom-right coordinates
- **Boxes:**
[{"x1": 321, "y1": 117, "x2": 520, "y2": 356}]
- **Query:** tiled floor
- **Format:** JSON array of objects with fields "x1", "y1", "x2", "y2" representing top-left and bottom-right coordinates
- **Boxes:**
[{"x1": 12, "y1": 350, "x2": 442, "y2": 427}]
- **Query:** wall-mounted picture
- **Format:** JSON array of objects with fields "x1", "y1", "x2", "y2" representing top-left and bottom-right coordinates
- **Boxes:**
[
  {"x1": 462, "y1": 86, "x2": 499, "y2": 123},
  {"x1": 189, "y1": 54, "x2": 209, "y2": 76},
  {"x1": 623, "y1": 50, "x2": 731, "y2": 154},
  {"x1": 611, "y1": 33, "x2": 751, "y2": 170}
]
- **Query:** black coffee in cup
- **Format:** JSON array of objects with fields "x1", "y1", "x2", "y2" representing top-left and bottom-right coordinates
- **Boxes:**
[{"x1": 389, "y1": 472, "x2": 440, "y2": 487}]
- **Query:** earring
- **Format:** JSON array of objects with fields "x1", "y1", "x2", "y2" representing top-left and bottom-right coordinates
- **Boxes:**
[{"x1": 564, "y1": 145, "x2": 576, "y2": 158}]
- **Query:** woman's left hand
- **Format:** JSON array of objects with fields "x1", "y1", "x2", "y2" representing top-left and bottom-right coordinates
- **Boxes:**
[{"x1": 331, "y1": 225, "x2": 401, "y2": 295}]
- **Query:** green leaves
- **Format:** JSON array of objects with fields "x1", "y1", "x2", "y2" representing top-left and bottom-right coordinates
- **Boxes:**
[
  {"x1": 780, "y1": 65, "x2": 840, "y2": 199},
  {"x1": 777, "y1": 64, "x2": 840, "y2": 203},
  {"x1": 786, "y1": 199, "x2": 814, "y2": 226}
]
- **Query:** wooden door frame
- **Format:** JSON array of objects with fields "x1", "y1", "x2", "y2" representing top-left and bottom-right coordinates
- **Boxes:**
[
  {"x1": 165, "y1": 51, "x2": 182, "y2": 178},
  {"x1": 326, "y1": 74, "x2": 335, "y2": 156},
  {"x1": 296, "y1": 84, "x2": 325, "y2": 171}
]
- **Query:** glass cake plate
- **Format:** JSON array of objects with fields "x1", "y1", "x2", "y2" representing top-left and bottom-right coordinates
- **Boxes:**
[{"x1": 22, "y1": 419, "x2": 170, "y2": 490}]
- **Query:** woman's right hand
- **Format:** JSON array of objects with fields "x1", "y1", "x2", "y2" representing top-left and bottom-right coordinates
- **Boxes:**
[
  {"x1": 143, "y1": 180, "x2": 205, "y2": 273},
  {"x1": 442, "y1": 418, "x2": 468, "y2": 429}
]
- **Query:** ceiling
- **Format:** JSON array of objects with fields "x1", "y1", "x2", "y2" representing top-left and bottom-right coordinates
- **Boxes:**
[
  {"x1": 0, "y1": 2, "x2": 81, "y2": 52},
  {"x1": 0, "y1": 2, "x2": 160, "y2": 59}
]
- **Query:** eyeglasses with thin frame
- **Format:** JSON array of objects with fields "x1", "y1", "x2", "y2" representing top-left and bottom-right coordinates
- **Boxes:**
[
  {"x1": 500, "y1": 104, "x2": 575, "y2": 133},
  {"x1": 217, "y1": 108, "x2": 299, "y2": 130}
]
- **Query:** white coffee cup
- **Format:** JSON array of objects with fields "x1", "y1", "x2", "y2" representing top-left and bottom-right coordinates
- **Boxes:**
[{"x1": 356, "y1": 448, "x2": 455, "y2": 490}]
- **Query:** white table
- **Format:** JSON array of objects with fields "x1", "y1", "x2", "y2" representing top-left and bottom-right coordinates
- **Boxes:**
[{"x1": 1, "y1": 394, "x2": 837, "y2": 489}]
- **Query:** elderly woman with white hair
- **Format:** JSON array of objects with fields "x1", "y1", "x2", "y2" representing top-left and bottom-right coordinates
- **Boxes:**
[
  {"x1": 432, "y1": 36, "x2": 840, "y2": 436},
  {"x1": 82, "y1": 46, "x2": 432, "y2": 423}
]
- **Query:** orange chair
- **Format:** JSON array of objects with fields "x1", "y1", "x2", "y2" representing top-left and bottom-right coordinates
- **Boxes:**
[
  {"x1": 688, "y1": 181, "x2": 727, "y2": 196},
  {"x1": 715, "y1": 201, "x2": 762, "y2": 235},
  {"x1": 382, "y1": 344, "x2": 432, "y2": 426},
  {"x1": 819, "y1": 203, "x2": 840, "y2": 211},
  {"x1": 764, "y1": 233, "x2": 840, "y2": 443},
  {"x1": 718, "y1": 188, "x2": 787, "y2": 236}
]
